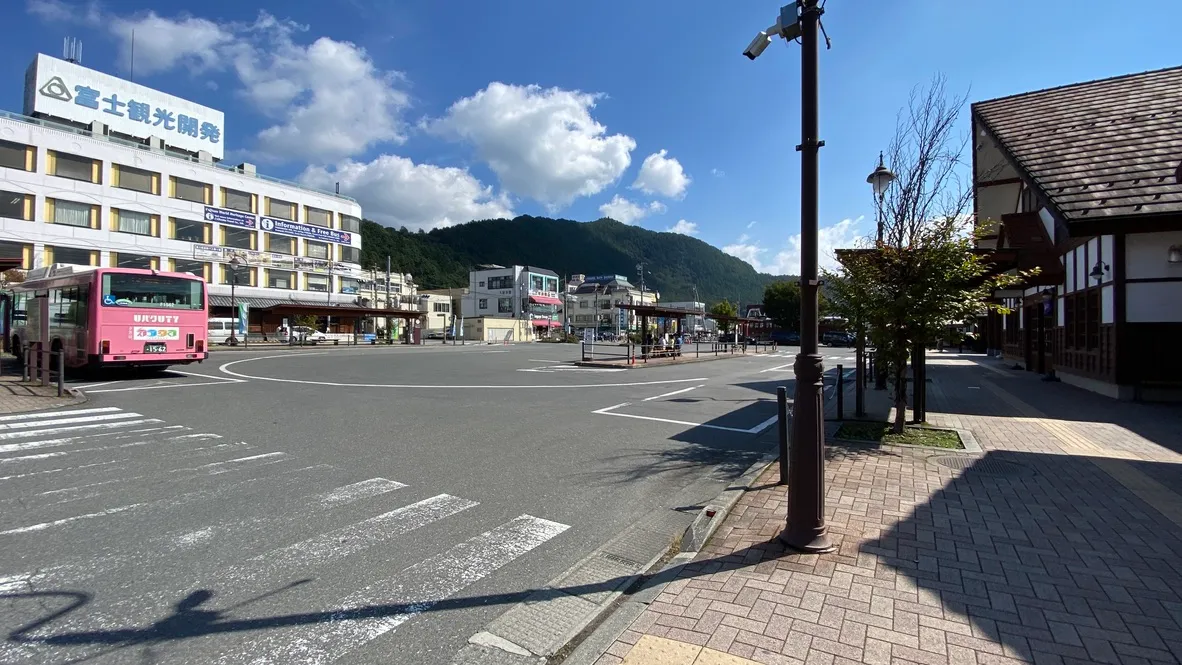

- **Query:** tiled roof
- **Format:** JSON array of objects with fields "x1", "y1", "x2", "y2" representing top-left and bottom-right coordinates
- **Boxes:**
[{"x1": 973, "y1": 66, "x2": 1182, "y2": 221}]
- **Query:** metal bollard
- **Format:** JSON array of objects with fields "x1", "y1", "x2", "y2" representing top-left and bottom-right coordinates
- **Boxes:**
[
  {"x1": 836, "y1": 364, "x2": 844, "y2": 420},
  {"x1": 777, "y1": 386, "x2": 789, "y2": 485},
  {"x1": 55, "y1": 351, "x2": 64, "y2": 397},
  {"x1": 23, "y1": 347, "x2": 31, "y2": 382}
]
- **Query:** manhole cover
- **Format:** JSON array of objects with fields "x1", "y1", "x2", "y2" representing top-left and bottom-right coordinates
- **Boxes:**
[{"x1": 930, "y1": 456, "x2": 1035, "y2": 477}]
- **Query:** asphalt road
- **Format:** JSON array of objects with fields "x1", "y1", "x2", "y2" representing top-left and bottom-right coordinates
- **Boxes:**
[{"x1": 0, "y1": 341, "x2": 859, "y2": 665}]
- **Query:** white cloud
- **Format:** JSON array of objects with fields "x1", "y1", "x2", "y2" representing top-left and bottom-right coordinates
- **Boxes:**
[
  {"x1": 426, "y1": 83, "x2": 636, "y2": 208},
  {"x1": 29, "y1": 6, "x2": 410, "y2": 164},
  {"x1": 299, "y1": 155, "x2": 512, "y2": 230},
  {"x1": 631, "y1": 149, "x2": 691, "y2": 199},
  {"x1": 724, "y1": 217, "x2": 865, "y2": 274},
  {"x1": 711, "y1": 168, "x2": 725, "y2": 178},
  {"x1": 598, "y1": 195, "x2": 665, "y2": 225},
  {"x1": 667, "y1": 219, "x2": 699, "y2": 236},
  {"x1": 746, "y1": 221, "x2": 758, "y2": 229}
]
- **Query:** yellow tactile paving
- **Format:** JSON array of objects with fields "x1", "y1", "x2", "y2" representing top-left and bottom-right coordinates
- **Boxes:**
[{"x1": 620, "y1": 635, "x2": 762, "y2": 665}]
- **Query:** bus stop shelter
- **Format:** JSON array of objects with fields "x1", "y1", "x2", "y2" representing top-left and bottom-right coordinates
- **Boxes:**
[{"x1": 208, "y1": 295, "x2": 426, "y2": 343}]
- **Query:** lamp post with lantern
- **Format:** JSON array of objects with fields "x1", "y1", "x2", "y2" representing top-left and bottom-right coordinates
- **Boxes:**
[{"x1": 867, "y1": 152, "x2": 896, "y2": 245}]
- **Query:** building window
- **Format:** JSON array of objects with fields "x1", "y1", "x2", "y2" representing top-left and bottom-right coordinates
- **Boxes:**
[
  {"x1": 50, "y1": 151, "x2": 99, "y2": 183},
  {"x1": 478, "y1": 298, "x2": 488, "y2": 309},
  {"x1": 51, "y1": 246, "x2": 92, "y2": 266},
  {"x1": 306, "y1": 241, "x2": 329, "y2": 260},
  {"x1": 171, "y1": 218, "x2": 210, "y2": 243},
  {"x1": 498, "y1": 297, "x2": 513, "y2": 313},
  {"x1": 112, "y1": 164, "x2": 158, "y2": 194},
  {"x1": 306, "y1": 207, "x2": 332, "y2": 227},
  {"x1": 0, "y1": 241, "x2": 30, "y2": 269},
  {"x1": 0, "y1": 190, "x2": 32, "y2": 221},
  {"x1": 114, "y1": 253, "x2": 153, "y2": 269},
  {"x1": 338, "y1": 246, "x2": 360, "y2": 264},
  {"x1": 433, "y1": 302, "x2": 450, "y2": 313},
  {"x1": 223, "y1": 188, "x2": 254, "y2": 213},
  {"x1": 171, "y1": 259, "x2": 208, "y2": 278},
  {"x1": 49, "y1": 199, "x2": 95, "y2": 228},
  {"x1": 488, "y1": 275, "x2": 514, "y2": 290},
  {"x1": 112, "y1": 209, "x2": 154, "y2": 236},
  {"x1": 222, "y1": 227, "x2": 256, "y2": 250},
  {"x1": 0, "y1": 140, "x2": 34, "y2": 171},
  {"x1": 172, "y1": 177, "x2": 210, "y2": 204},
  {"x1": 306, "y1": 274, "x2": 329, "y2": 292},
  {"x1": 266, "y1": 198, "x2": 296, "y2": 221},
  {"x1": 267, "y1": 269, "x2": 295, "y2": 289},
  {"x1": 339, "y1": 277, "x2": 360, "y2": 294},
  {"x1": 1086, "y1": 290, "x2": 1099, "y2": 350},
  {"x1": 221, "y1": 263, "x2": 254, "y2": 285},
  {"x1": 340, "y1": 214, "x2": 361, "y2": 233},
  {"x1": 266, "y1": 233, "x2": 295, "y2": 255}
]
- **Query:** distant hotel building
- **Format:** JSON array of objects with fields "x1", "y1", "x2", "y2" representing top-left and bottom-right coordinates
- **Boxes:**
[{"x1": 0, "y1": 53, "x2": 366, "y2": 320}]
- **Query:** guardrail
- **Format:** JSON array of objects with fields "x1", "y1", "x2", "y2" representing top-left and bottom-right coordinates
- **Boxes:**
[{"x1": 20, "y1": 343, "x2": 65, "y2": 397}]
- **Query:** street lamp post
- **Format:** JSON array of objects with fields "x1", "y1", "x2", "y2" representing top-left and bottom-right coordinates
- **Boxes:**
[
  {"x1": 867, "y1": 152, "x2": 896, "y2": 245},
  {"x1": 744, "y1": 0, "x2": 834, "y2": 554},
  {"x1": 227, "y1": 256, "x2": 245, "y2": 347}
]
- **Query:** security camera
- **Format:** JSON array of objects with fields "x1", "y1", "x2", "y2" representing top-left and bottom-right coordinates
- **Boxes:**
[{"x1": 743, "y1": 32, "x2": 772, "y2": 60}]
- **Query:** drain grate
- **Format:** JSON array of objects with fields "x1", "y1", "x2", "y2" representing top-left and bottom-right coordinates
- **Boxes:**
[{"x1": 930, "y1": 456, "x2": 1035, "y2": 477}]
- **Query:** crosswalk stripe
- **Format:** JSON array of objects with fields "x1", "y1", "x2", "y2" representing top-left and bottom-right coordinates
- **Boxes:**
[
  {"x1": 0, "y1": 426, "x2": 187, "y2": 455},
  {"x1": 177, "y1": 452, "x2": 287, "y2": 475},
  {"x1": 316, "y1": 478, "x2": 406, "y2": 506},
  {"x1": 0, "y1": 407, "x2": 123, "y2": 423},
  {"x1": 0, "y1": 419, "x2": 164, "y2": 441},
  {"x1": 0, "y1": 412, "x2": 142, "y2": 431},
  {"x1": 256, "y1": 494, "x2": 477, "y2": 572},
  {"x1": 215, "y1": 514, "x2": 570, "y2": 665},
  {"x1": 0, "y1": 503, "x2": 143, "y2": 536}
]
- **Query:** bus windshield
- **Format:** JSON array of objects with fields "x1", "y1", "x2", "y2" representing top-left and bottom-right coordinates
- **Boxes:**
[{"x1": 101, "y1": 273, "x2": 205, "y2": 310}]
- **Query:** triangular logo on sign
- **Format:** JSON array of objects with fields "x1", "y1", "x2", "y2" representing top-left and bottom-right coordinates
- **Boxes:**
[{"x1": 39, "y1": 76, "x2": 71, "y2": 102}]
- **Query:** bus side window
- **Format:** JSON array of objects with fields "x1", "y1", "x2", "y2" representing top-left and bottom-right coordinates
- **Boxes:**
[
  {"x1": 76, "y1": 284, "x2": 90, "y2": 326},
  {"x1": 12, "y1": 292, "x2": 25, "y2": 322}
]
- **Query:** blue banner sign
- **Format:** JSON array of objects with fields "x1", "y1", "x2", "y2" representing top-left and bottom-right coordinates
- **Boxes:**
[
  {"x1": 204, "y1": 206, "x2": 257, "y2": 229},
  {"x1": 260, "y1": 217, "x2": 352, "y2": 244}
]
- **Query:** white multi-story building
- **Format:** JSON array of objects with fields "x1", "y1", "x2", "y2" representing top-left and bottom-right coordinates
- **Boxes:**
[
  {"x1": 461, "y1": 264, "x2": 562, "y2": 335},
  {"x1": 568, "y1": 275, "x2": 659, "y2": 334},
  {"x1": 0, "y1": 53, "x2": 365, "y2": 325},
  {"x1": 661, "y1": 301, "x2": 708, "y2": 332}
]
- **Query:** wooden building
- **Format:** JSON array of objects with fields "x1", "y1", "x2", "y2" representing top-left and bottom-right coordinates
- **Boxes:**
[{"x1": 973, "y1": 66, "x2": 1182, "y2": 400}]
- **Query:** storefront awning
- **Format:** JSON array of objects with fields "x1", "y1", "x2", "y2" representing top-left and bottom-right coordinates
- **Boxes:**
[
  {"x1": 529, "y1": 294, "x2": 562, "y2": 306},
  {"x1": 532, "y1": 319, "x2": 563, "y2": 327}
]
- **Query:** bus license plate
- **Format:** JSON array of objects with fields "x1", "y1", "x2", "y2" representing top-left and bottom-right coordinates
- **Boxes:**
[{"x1": 144, "y1": 343, "x2": 167, "y2": 354}]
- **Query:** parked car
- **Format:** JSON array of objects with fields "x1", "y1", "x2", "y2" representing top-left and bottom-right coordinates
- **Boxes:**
[
  {"x1": 770, "y1": 330, "x2": 801, "y2": 345},
  {"x1": 277, "y1": 326, "x2": 328, "y2": 344},
  {"x1": 822, "y1": 331, "x2": 855, "y2": 347},
  {"x1": 207, "y1": 317, "x2": 237, "y2": 345}
]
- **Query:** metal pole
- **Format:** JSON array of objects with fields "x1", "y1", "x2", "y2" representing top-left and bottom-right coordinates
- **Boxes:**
[
  {"x1": 855, "y1": 331, "x2": 866, "y2": 417},
  {"x1": 229, "y1": 271, "x2": 237, "y2": 346},
  {"x1": 56, "y1": 350, "x2": 63, "y2": 397},
  {"x1": 777, "y1": 386, "x2": 789, "y2": 485},
  {"x1": 781, "y1": 0, "x2": 833, "y2": 554},
  {"x1": 386, "y1": 256, "x2": 392, "y2": 343},
  {"x1": 23, "y1": 347, "x2": 30, "y2": 382},
  {"x1": 836, "y1": 364, "x2": 844, "y2": 420}
]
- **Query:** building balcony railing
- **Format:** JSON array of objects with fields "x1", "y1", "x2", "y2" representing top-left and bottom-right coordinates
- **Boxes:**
[{"x1": 0, "y1": 109, "x2": 358, "y2": 204}]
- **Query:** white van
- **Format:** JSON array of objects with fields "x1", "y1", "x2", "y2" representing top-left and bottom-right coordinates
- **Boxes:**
[{"x1": 207, "y1": 318, "x2": 237, "y2": 345}]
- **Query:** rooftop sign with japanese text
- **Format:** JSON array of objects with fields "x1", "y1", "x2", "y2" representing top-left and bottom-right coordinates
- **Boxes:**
[{"x1": 25, "y1": 54, "x2": 225, "y2": 160}]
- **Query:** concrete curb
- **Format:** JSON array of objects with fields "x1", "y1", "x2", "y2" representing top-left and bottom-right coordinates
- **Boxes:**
[
  {"x1": 464, "y1": 453, "x2": 780, "y2": 665},
  {"x1": 0, "y1": 385, "x2": 88, "y2": 415},
  {"x1": 830, "y1": 425, "x2": 983, "y2": 454}
]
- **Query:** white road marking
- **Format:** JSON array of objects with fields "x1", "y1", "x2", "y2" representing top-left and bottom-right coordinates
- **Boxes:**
[
  {"x1": 0, "y1": 411, "x2": 141, "y2": 431},
  {"x1": 315, "y1": 478, "x2": 407, "y2": 506},
  {"x1": 0, "y1": 425, "x2": 186, "y2": 455},
  {"x1": 69, "y1": 380, "x2": 120, "y2": 390},
  {"x1": 642, "y1": 384, "x2": 704, "y2": 401},
  {"x1": 165, "y1": 433, "x2": 222, "y2": 441},
  {"x1": 216, "y1": 515, "x2": 569, "y2": 665},
  {"x1": 759, "y1": 363, "x2": 795, "y2": 373},
  {"x1": 254, "y1": 494, "x2": 478, "y2": 572},
  {"x1": 167, "y1": 369, "x2": 247, "y2": 382},
  {"x1": 0, "y1": 503, "x2": 143, "y2": 536},
  {"x1": 0, "y1": 419, "x2": 163, "y2": 441},
  {"x1": 84, "y1": 381, "x2": 242, "y2": 394},
  {"x1": 219, "y1": 356, "x2": 705, "y2": 390},
  {"x1": 0, "y1": 407, "x2": 122, "y2": 422},
  {"x1": 176, "y1": 452, "x2": 287, "y2": 475},
  {"x1": 593, "y1": 403, "x2": 776, "y2": 434}
]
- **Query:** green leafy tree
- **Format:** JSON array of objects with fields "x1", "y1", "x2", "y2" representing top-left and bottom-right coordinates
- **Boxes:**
[
  {"x1": 826, "y1": 75, "x2": 1025, "y2": 433},
  {"x1": 709, "y1": 299, "x2": 738, "y2": 333},
  {"x1": 762, "y1": 281, "x2": 801, "y2": 331}
]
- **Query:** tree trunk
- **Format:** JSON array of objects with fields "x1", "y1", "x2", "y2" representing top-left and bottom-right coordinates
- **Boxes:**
[{"x1": 891, "y1": 332, "x2": 909, "y2": 433}]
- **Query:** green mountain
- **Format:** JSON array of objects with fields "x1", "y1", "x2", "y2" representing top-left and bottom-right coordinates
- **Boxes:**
[{"x1": 359, "y1": 215, "x2": 792, "y2": 305}]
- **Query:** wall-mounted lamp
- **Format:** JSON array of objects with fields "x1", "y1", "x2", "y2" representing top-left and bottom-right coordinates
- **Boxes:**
[
  {"x1": 1169, "y1": 245, "x2": 1182, "y2": 264},
  {"x1": 1089, "y1": 260, "x2": 1110, "y2": 283}
]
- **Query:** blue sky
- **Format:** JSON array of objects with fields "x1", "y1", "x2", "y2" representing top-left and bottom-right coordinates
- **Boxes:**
[{"x1": 5, "y1": 0, "x2": 1180, "y2": 274}]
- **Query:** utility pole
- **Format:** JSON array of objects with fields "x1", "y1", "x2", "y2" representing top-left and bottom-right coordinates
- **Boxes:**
[{"x1": 780, "y1": 0, "x2": 834, "y2": 554}]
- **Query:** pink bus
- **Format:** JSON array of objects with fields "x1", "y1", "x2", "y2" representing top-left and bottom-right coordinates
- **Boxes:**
[{"x1": 10, "y1": 264, "x2": 208, "y2": 371}]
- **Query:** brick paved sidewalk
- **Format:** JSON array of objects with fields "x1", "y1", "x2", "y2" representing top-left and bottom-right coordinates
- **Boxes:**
[
  {"x1": 0, "y1": 364, "x2": 78, "y2": 414},
  {"x1": 598, "y1": 355, "x2": 1182, "y2": 665}
]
